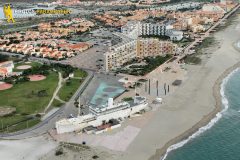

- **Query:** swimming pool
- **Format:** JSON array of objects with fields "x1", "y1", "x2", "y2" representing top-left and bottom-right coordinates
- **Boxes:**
[{"x1": 90, "y1": 82, "x2": 125, "y2": 107}]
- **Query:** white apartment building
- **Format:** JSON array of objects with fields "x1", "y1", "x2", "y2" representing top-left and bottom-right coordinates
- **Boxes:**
[
  {"x1": 121, "y1": 21, "x2": 140, "y2": 39},
  {"x1": 165, "y1": 29, "x2": 184, "y2": 41},
  {"x1": 104, "y1": 39, "x2": 137, "y2": 71},
  {"x1": 139, "y1": 22, "x2": 167, "y2": 36},
  {"x1": 121, "y1": 21, "x2": 183, "y2": 41}
]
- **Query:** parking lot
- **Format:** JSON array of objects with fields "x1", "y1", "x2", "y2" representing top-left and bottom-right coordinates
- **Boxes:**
[{"x1": 63, "y1": 28, "x2": 122, "y2": 70}]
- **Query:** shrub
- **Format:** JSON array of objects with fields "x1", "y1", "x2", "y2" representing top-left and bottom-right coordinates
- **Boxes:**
[{"x1": 55, "y1": 148, "x2": 63, "y2": 156}]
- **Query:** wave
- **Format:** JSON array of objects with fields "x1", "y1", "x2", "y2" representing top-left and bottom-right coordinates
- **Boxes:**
[{"x1": 161, "y1": 68, "x2": 240, "y2": 160}]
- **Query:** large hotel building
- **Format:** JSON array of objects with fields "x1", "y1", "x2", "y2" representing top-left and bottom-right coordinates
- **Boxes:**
[{"x1": 104, "y1": 38, "x2": 180, "y2": 72}]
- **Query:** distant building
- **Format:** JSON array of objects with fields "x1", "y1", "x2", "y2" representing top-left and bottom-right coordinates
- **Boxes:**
[
  {"x1": 139, "y1": 22, "x2": 167, "y2": 37},
  {"x1": 37, "y1": 3, "x2": 54, "y2": 8},
  {"x1": 0, "y1": 61, "x2": 14, "y2": 77},
  {"x1": 165, "y1": 29, "x2": 184, "y2": 41},
  {"x1": 202, "y1": 4, "x2": 226, "y2": 13},
  {"x1": 121, "y1": 21, "x2": 140, "y2": 39},
  {"x1": 121, "y1": 21, "x2": 183, "y2": 41}
]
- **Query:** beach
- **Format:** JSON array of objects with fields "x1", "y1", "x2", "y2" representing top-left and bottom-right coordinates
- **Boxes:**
[
  {"x1": 116, "y1": 12, "x2": 240, "y2": 160},
  {"x1": 0, "y1": 136, "x2": 57, "y2": 160}
]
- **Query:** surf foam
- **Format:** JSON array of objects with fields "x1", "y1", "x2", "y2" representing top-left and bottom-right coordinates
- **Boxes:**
[{"x1": 161, "y1": 68, "x2": 239, "y2": 160}]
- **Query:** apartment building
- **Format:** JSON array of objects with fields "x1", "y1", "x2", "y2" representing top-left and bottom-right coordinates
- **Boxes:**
[
  {"x1": 121, "y1": 21, "x2": 140, "y2": 39},
  {"x1": 121, "y1": 21, "x2": 183, "y2": 41},
  {"x1": 104, "y1": 38, "x2": 180, "y2": 72},
  {"x1": 139, "y1": 22, "x2": 167, "y2": 36},
  {"x1": 136, "y1": 38, "x2": 179, "y2": 58},
  {"x1": 104, "y1": 39, "x2": 137, "y2": 71}
]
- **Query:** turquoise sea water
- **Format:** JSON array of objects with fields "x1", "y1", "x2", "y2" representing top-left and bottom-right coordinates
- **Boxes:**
[{"x1": 165, "y1": 69, "x2": 240, "y2": 160}]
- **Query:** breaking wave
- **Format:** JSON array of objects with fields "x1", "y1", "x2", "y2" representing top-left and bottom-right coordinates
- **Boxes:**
[{"x1": 161, "y1": 68, "x2": 239, "y2": 160}]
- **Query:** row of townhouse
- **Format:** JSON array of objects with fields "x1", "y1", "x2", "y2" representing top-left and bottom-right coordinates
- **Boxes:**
[
  {"x1": 121, "y1": 21, "x2": 183, "y2": 41},
  {"x1": 0, "y1": 41, "x2": 91, "y2": 60},
  {"x1": 104, "y1": 38, "x2": 180, "y2": 72}
]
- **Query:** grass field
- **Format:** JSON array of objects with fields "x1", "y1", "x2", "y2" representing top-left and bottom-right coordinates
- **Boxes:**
[
  {"x1": 0, "y1": 116, "x2": 41, "y2": 133},
  {"x1": 0, "y1": 70, "x2": 58, "y2": 133},
  {"x1": 0, "y1": 72, "x2": 58, "y2": 114},
  {"x1": 58, "y1": 78, "x2": 83, "y2": 101},
  {"x1": 74, "y1": 70, "x2": 88, "y2": 78},
  {"x1": 52, "y1": 99, "x2": 64, "y2": 108},
  {"x1": 0, "y1": 65, "x2": 87, "y2": 133}
]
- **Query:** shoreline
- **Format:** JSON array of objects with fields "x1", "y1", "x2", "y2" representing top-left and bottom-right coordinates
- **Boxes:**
[
  {"x1": 150, "y1": 61, "x2": 240, "y2": 160},
  {"x1": 148, "y1": 9, "x2": 240, "y2": 160}
]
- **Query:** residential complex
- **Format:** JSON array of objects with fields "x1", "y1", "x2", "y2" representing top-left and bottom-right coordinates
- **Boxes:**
[
  {"x1": 104, "y1": 37, "x2": 180, "y2": 71},
  {"x1": 0, "y1": 18, "x2": 94, "y2": 60}
]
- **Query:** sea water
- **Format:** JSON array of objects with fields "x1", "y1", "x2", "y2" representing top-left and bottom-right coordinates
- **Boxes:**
[{"x1": 164, "y1": 68, "x2": 240, "y2": 160}]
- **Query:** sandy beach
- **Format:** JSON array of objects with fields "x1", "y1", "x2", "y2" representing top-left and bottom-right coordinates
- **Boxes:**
[
  {"x1": 139, "y1": 14, "x2": 240, "y2": 160},
  {"x1": 0, "y1": 136, "x2": 57, "y2": 160}
]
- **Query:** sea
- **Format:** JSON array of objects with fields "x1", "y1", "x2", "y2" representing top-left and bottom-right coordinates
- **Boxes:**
[{"x1": 163, "y1": 68, "x2": 240, "y2": 160}]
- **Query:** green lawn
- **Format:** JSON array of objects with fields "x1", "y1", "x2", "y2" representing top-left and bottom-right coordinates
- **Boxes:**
[
  {"x1": 58, "y1": 69, "x2": 87, "y2": 102},
  {"x1": 52, "y1": 99, "x2": 64, "y2": 107},
  {"x1": 118, "y1": 54, "x2": 173, "y2": 76},
  {"x1": 0, "y1": 72, "x2": 58, "y2": 114},
  {"x1": 0, "y1": 115, "x2": 41, "y2": 133},
  {"x1": 0, "y1": 71, "x2": 58, "y2": 133},
  {"x1": 74, "y1": 70, "x2": 87, "y2": 78},
  {"x1": 6, "y1": 118, "x2": 40, "y2": 133},
  {"x1": 58, "y1": 79, "x2": 83, "y2": 101}
]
